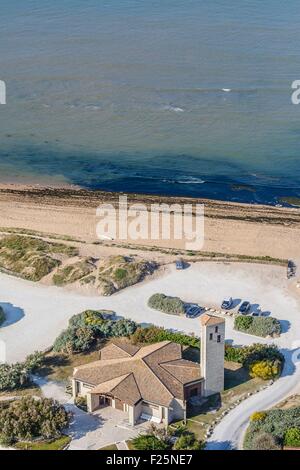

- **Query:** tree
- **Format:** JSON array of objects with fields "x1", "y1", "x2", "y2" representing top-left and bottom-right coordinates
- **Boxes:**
[
  {"x1": 0, "y1": 397, "x2": 70, "y2": 444},
  {"x1": 132, "y1": 434, "x2": 169, "y2": 450}
]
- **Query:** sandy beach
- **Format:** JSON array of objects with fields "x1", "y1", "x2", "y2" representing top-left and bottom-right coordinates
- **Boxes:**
[{"x1": 0, "y1": 184, "x2": 299, "y2": 261}]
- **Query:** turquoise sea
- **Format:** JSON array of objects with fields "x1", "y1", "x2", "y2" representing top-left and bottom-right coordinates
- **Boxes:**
[{"x1": 1, "y1": 0, "x2": 300, "y2": 204}]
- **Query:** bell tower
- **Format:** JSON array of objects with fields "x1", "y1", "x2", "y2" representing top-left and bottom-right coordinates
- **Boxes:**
[{"x1": 200, "y1": 314, "x2": 225, "y2": 397}]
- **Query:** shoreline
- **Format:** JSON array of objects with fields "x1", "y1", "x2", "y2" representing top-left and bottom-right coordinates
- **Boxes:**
[{"x1": 0, "y1": 183, "x2": 299, "y2": 260}]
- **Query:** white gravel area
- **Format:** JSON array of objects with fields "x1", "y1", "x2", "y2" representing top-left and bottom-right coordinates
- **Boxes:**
[{"x1": 0, "y1": 262, "x2": 299, "y2": 363}]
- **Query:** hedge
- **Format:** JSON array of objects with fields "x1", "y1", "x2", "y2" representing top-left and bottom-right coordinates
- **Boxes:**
[
  {"x1": 131, "y1": 326, "x2": 200, "y2": 349},
  {"x1": 148, "y1": 293, "x2": 185, "y2": 315},
  {"x1": 234, "y1": 315, "x2": 281, "y2": 338}
]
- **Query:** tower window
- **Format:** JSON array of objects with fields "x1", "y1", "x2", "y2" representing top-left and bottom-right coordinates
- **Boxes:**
[
  {"x1": 215, "y1": 326, "x2": 218, "y2": 333},
  {"x1": 209, "y1": 333, "x2": 213, "y2": 340},
  {"x1": 217, "y1": 335, "x2": 221, "y2": 343}
]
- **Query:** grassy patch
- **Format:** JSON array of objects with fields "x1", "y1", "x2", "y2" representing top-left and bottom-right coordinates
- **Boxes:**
[
  {"x1": 0, "y1": 235, "x2": 78, "y2": 281},
  {"x1": 52, "y1": 258, "x2": 95, "y2": 286},
  {"x1": 98, "y1": 444, "x2": 118, "y2": 450},
  {"x1": 185, "y1": 361, "x2": 264, "y2": 441},
  {"x1": 15, "y1": 435, "x2": 71, "y2": 450},
  {"x1": 39, "y1": 345, "x2": 107, "y2": 382}
]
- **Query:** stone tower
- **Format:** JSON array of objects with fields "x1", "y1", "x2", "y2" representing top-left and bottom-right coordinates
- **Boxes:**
[{"x1": 200, "y1": 314, "x2": 225, "y2": 397}]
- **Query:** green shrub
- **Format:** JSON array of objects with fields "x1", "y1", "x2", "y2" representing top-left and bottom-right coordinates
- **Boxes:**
[
  {"x1": 284, "y1": 427, "x2": 300, "y2": 447},
  {"x1": 0, "y1": 306, "x2": 5, "y2": 326},
  {"x1": 131, "y1": 326, "x2": 200, "y2": 348},
  {"x1": 0, "y1": 397, "x2": 70, "y2": 443},
  {"x1": 244, "y1": 407, "x2": 300, "y2": 449},
  {"x1": 234, "y1": 315, "x2": 253, "y2": 331},
  {"x1": 0, "y1": 352, "x2": 45, "y2": 392},
  {"x1": 53, "y1": 326, "x2": 95, "y2": 354},
  {"x1": 132, "y1": 434, "x2": 170, "y2": 450},
  {"x1": 53, "y1": 310, "x2": 137, "y2": 354},
  {"x1": 173, "y1": 433, "x2": 203, "y2": 450},
  {"x1": 0, "y1": 363, "x2": 29, "y2": 391},
  {"x1": 75, "y1": 396, "x2": 87, "y2": 412},
  {"x1": 249, "y1": 360, "x2": 281, "y2": 380},
  {"x1": 24, "y1": 351, "x2": 44, "y2": 373},
  {"x1": 148, "y1": 293, "x2": 185, "y2": 315},
  {"x1": 234, "y1": 315, "x2": 281, "y2": 338}
]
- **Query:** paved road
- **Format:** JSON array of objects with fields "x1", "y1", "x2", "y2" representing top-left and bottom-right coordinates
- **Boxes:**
[{"x1": 206, "y1": 346, "x2": 300, "y2": 450}]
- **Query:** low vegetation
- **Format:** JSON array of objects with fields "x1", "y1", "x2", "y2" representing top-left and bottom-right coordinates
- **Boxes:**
[
  {"x1": 0, "y1": 306, "x2": 5, "y2": 326},
  {"x1": 53, "y1": 310, "x2": 137, "y2": 354},
  {"x1": 52, "y1": 258, "x2": 95, "y2": 286},
  {"x1": 148, "y1": 293, "x2": 185, "y2": 315},
  {"x1": 131, "y1": 326, "x2": 200, "y2": 349},
  {"x1": 234, "y1": 315, "x2": 281, "y2": 338},
  {"x1": 132, "y1": 424, "x2": 203, "y2": 451},
  {"x1": 0, "y1": 235, "x2": 78, "y2": 281},
  {"x1": 15, "y1": 435, "x2": 71, "y2": 451},
  {"x1": 0, "y1": 352, "x2": 44, "y2": 392},
  {"x1": 244, "y1": 407, "x2": 300, "y2": 450},
  {"x1": 0, "y1": 396, "x2": 70, "y2": 446},
  {"x1": 96, "y1": 256, "x2": 157, "y2": 295},
  {"x1": 225, "y1": 344, "x2": 283, "y2": 380}
]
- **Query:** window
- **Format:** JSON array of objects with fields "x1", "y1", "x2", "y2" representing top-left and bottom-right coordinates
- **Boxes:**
[
  {"x1": 215, "y1": 326, "x2": 218, "y2": 333},
  {"x1": 217, "y1": 335, "x2": 221, "y2": 343},
  {"x1": 209, "y1": 333, "x2": 213, "y2": 340},
  {"x1": 190, "y1": 388, "x2": 199, "y2": 398}
]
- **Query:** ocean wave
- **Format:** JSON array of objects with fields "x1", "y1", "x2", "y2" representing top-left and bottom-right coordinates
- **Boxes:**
[
  {"x1": 162, "y1": 105, "x2": 185, "y2": 113},
  {"x1": 162, "y1": 176, "x2": 205, "y2": 185}
]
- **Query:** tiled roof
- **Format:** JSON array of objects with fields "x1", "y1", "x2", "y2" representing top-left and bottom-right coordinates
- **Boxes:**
[
  {"x1": 73, "y1": 340, "x2": 202, "y2": 406},
  {"x1": 200, "y1": 314, "x2": 225, "y2": 326}
]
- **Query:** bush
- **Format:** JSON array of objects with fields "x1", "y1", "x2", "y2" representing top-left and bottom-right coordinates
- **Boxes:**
[
  {"x1": 0, "y1": 306, "x2": 5, "y2": 326},
  {"x1": 284, "y1": 427, "x2": 300, "y2": 447},
  {"x1": 148, "y1": 293, "x2": 185, "y2": 315},
  {"x1": 24, "y1": 351, "x2": 44, "y2": 373},
  {"x1": 0, "y1": 397, "x2": 70, "y2": 444},
  {"x1": 244, "y1": 407, "x2": 300, "y2": 449},
  {"x1": 173, "y1": 432, "x2": 203, "y2": 450},
  {"x1": 75, "y1": 396, "x2": 87, "y2": 412},
  {"x1": 132, "y1": 434, "x2": 170, "y2": 450},
  {"x1": 235, "y1": 315, "x2": 253, "y2": 331},
  {"x1": 0, "y1": 363, "x2": 29, "y2": 391},
  {"x1": 249, "y1": 360, "x2": 281, "y2": 380},
  {"x1": 53, "y1": 326, "x2": 95, "y2": 354},
  {"x1": 250, "y1": 411, "x2": 267, "y2": 422},
  {"x1": 53, "y1": 310, "x2": 137, "y2": 354},
  {"x1": 131, "y1": 326, "x2": 200, "y2": 348},
  {"x1": 234, "y1": 315, "x2": 281, "y2": 338},
  {"x1": 251, "y1": 432, "x2": 281, "y2": 450}
]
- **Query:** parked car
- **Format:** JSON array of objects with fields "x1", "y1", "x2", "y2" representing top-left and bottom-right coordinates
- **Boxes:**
[
  {"x1": 185, "y1": 304, "x2": 203, "y2": 318},
  {"x1": 176, "y1": 258, "x2": 185, "y2": 270},
  {"x1": 287, "y1": 260, "x2": 296, "y2": 279},
  {"x1": 251, "y1": 309, "x2": 261, "y2": 317},
  {"x1": 238, "y1": 301, "x2": 251, "y2": 314},
  {"x1": 221, "y1": 297, "x2": 233, "y2": 310}
]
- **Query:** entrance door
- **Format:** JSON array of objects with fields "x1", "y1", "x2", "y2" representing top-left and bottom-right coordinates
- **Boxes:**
[{"x1": 99, "y1": 396, "x2": 112, "y2": 407}]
